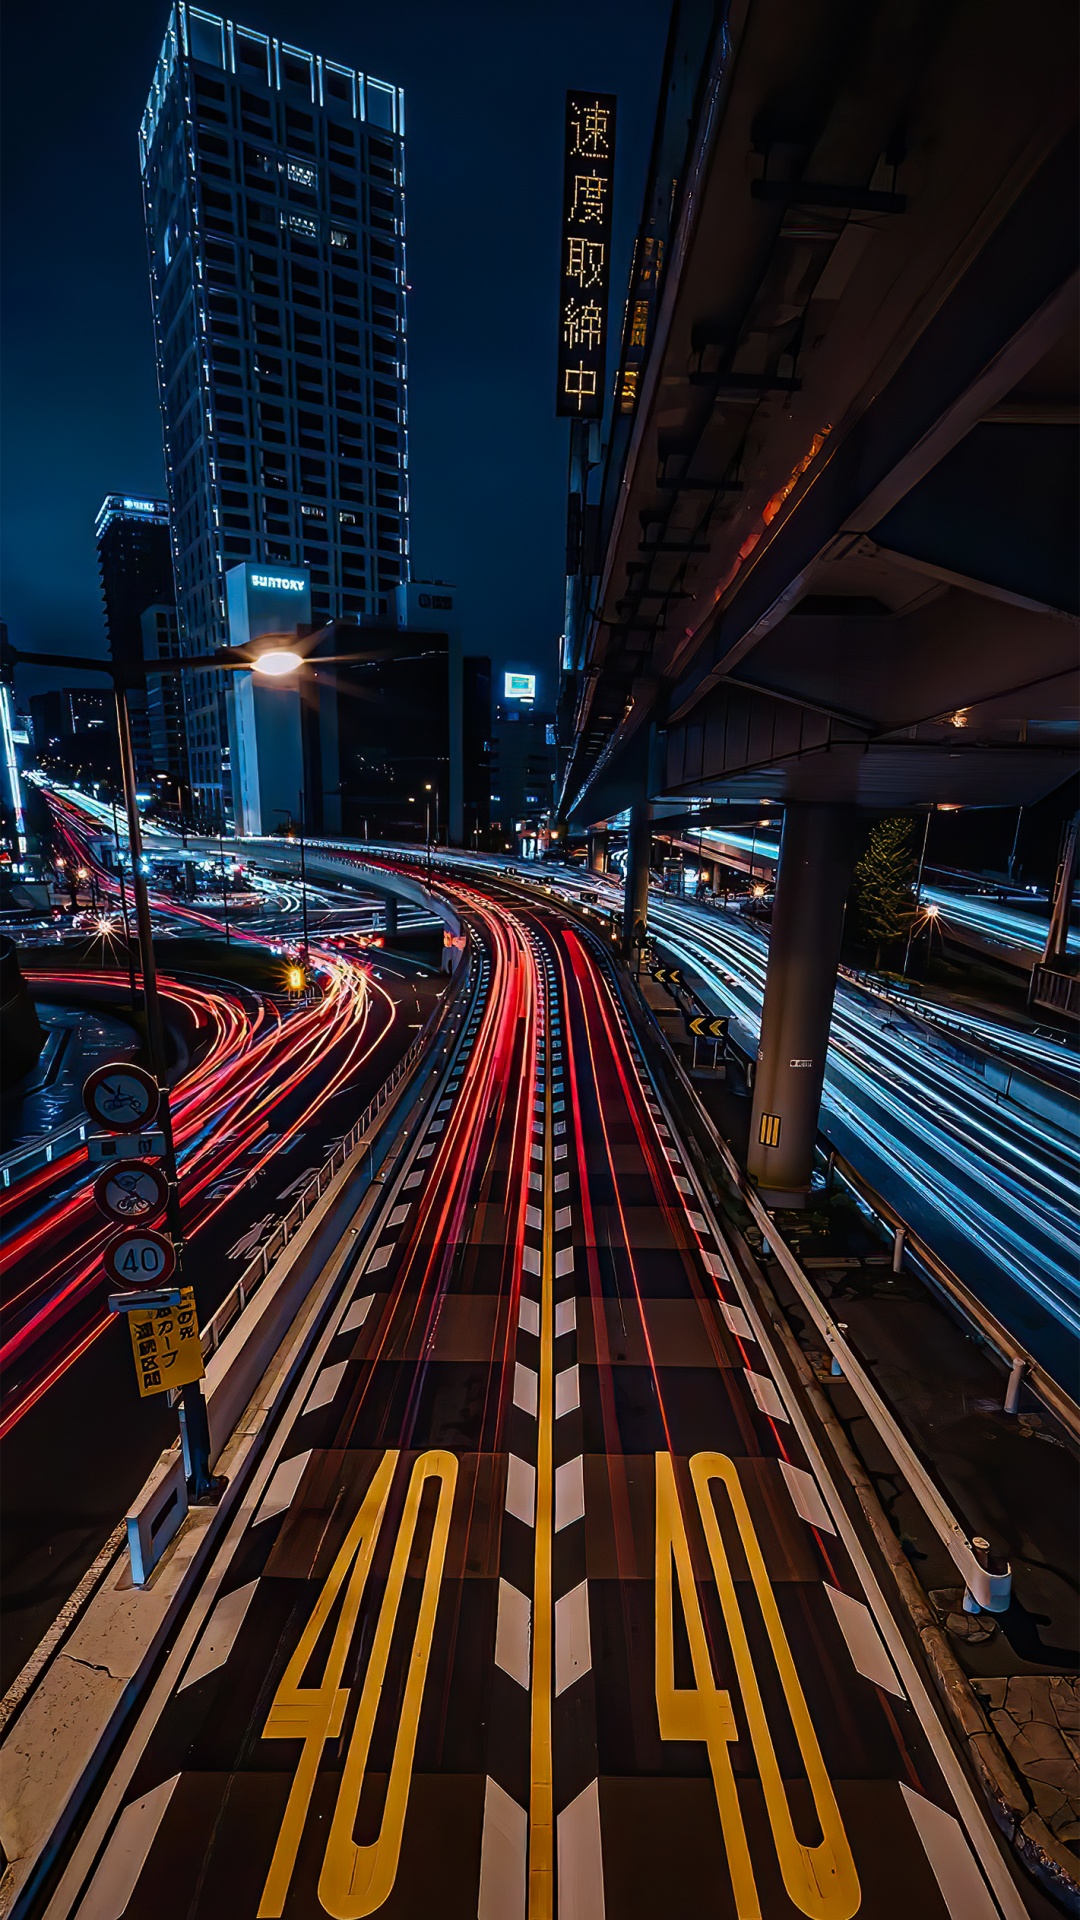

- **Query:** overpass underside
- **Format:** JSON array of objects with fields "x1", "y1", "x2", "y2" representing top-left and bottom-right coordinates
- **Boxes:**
[{"x1": 562, "y1": 0, "x2": 1077, "y2": 828}]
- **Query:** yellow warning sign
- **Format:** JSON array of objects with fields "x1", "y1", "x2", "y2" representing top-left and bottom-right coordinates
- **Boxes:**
[{"x1": 128, "y1": 1286, "x2": 205, "y2": 1398}]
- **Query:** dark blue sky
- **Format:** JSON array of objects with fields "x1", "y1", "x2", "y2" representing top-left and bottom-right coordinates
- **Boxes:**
[{"x1": 1, "y1": 0, "x2": 669, "y2": 701}]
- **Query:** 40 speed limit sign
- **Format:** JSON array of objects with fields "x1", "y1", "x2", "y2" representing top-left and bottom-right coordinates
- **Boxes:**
[{"x1": 103, "y1": 1228, "x2": 177, "y2": 1289}]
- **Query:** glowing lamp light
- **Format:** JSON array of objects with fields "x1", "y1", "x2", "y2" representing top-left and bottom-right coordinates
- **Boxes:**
[
  {"x1": 925, "y1": 904, "x2": 940, "y2": 918},
  {"x1": 752, "y1": 884, "x2": 767, "y2": 898},
  {"x1": 252, "y1": 649, "x2": 304, "y2": 677},
  {"x1": 94, "y1": 915, "x2": 117, "y2": 936},
  {"x1": 286, "y1": 965, "x2": 306, "y2": 991}
]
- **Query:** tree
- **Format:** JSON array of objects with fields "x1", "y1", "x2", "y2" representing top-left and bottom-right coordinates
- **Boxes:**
[{"x1": 854, "y1": 816, "x2": 917, "y2": 968}]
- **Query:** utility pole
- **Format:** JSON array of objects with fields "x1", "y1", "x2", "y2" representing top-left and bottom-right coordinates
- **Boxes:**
[
  {"x1": 903, "y1": 811, "x2": 933, "y2": 978},
  {"x1": 114, "y1": 689, "x2": 221, "y2": 1502},
  {"x1": 111, "y1": 797, "x2": 139, "y2": 1017},
  {"x1": 218, "y1": 833, "x2": 231, "y2": 946},
  {"x1": 297, "y1": 792, "x2": 310, "y2": 967}
]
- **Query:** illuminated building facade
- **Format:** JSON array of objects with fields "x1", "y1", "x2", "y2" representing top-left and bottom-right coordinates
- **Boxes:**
[
  {"x1": 140, "y1": 5, "x2": 409, "y2": 823},
  {"x1": 95, "y1": 493, "x2": 178, "y2": 784}
]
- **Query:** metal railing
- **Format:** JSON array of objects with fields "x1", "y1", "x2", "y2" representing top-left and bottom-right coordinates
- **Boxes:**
[{"x1": 0, "y1": 1117, "x2": 89, "y2": 1188}]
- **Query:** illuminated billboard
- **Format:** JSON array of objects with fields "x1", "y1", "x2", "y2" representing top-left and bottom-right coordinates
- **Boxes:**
[
  {"x1": 556, "y1": 91, "x2": 617, "y2": 419},
  {"x1": 504, "y1": 672, "x2": 537, "y2": 701}
]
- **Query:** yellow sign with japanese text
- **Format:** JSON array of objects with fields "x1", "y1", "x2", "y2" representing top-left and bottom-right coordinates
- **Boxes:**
[{"x1": 128, "y1": 1286, "x2": 205, "y2": 1397}]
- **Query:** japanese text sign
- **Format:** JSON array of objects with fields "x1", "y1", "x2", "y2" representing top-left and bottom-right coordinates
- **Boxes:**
[
  {"x1": 128, "y1": 1285, "x2": 205, "y2": 1398},
  {"x1": 556, "y1": 91, "x2": 617, "y2": 419}
]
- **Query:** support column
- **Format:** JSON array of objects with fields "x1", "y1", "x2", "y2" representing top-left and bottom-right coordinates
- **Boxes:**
[
  {"x1": 748, "y1": 804, "x2": 857, "y2": 1205},
  {"x1": 621, "y1": 802, "x2": 653, "y2": 955},
  {"x1": 587, "y1": 829, "x2": 609, "y2": 875},
  {"x1": 384, "y1": 894, "x2": 399, "y2": 941}
]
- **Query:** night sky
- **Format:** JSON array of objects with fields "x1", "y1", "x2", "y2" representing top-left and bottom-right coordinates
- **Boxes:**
[{"x1": 1, "y1": 0, "x2": 669, "y2": 700}]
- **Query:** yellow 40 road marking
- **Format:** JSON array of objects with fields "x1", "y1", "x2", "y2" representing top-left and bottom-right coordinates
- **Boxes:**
[
  {"x1": 655, "y1": 1451, "x2": 860, "y2": 1920},
  {"x1": 258, "y1": 1448, "x2": 458, "y2": 1919}
]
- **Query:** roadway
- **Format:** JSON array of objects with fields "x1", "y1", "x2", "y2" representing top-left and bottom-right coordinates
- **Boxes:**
[
  {"x1": 0, "y1": 799, "x2": 444, "y2": 1688},
  {"x1": 38, "y1": 876, "x2": 1033, "y2": 1920}
]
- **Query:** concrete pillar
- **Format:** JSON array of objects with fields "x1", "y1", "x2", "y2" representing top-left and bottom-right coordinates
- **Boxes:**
[
  {"x1": 587, "y1": 829, "x2": 609, "y2": 875},
  {"x1": 384, "y1": 894, "x2": 399, "y2": 940},
  {"x1": 747, "y1": 804, "x2": 857, "y2": 1205},
  {"x1": 621, "y1": 802, "x2": 653, "y2": 953}
]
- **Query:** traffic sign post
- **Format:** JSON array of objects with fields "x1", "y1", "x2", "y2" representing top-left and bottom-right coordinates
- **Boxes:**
[
  {"x1": 87, "y1": 1130, "x2": 167, "y2": 1165},
  {"x1": 82, "y1": 1063, "x2": 160, "y2": 1133},
  {"x1": 94, "y1": 1164, "x2": 169, "y2": 1223},
  {"x1": 113, "y1": 1285, "x2": 205, "y2": 1399},
  {"x1": 103, "y1": 1228, "x2": 177, "y2": 1290}
]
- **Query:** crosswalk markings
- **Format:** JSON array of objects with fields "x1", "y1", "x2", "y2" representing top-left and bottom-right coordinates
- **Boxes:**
[
  {"x1": 495, "y1": 1578, "x2": 532, "y2": 1688},
  {"x1": 554, "y1": 1580, "x2": 591, "y2": 1695},
  {"x1": 339, "y1": 1292, "x2": 374, "y2": 1336},
  {"x1": 254, "y1": 1450, "x2": 312, "y2": 1526},
  {"x1": 824, "y1": 1584, "x2": 905, "y2": 1698},
  {"x1": 179, "y1": 1580, "x2": 259, "y2": 1693},
  {"x1": 505, "y1": 1453, "x2": 536, "y2": 1528},
  {"x1": 778, "y1": 1459, "x2": 836, "y2": 1535}
]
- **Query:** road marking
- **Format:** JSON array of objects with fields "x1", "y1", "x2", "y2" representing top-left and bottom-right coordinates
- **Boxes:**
[
  {"x1": 554, "y1": 1580, "x2": 591, "y2": 1695},
  {"x1": 554, "y1": 1206, "x2": 572, "y2": 1232},
  {"x1": 824, "y1": 1584, "x2": 905, "y2": 1698},
  {"x1": 700, "y1": 1248, "x2": 726, "y2": 1279},
  {"x1": 778, "y1": 1460, "x2": 836, "y2": 1534},
  {"x1": 529, "y1": 1172, "x2": 543, "y2": 1191},
  {"x1": 495, "y1": 1578, "x2": 532, "y2": 1688},
  {"x1": 254, "y1": 1450, "x2": 312, "y2": 1525},
  {"x1": 744, "y1": 1369, "x2": 790, "y2": 1422},
  {"x1": 365, "y1": 1242, "x2": 394, "y2": 1274},
  {"x1": 403, "y1": 1170, "x2": 424, "y2": 1190},
  {"x1": 530, "y1": 1013, "x2": 556, "y2": 1919},
  {"x1": 719, "y1": 1301, "x2": 755, "y2": 1342},
  {"x1": 74, "y1": 1775, "x2": 180, "y2": 1920},
  {"x1": 506, "y1": 1453, "x2": 537, "y2": 1528},
  {"x1": 556, "y1": 1779, "x2": 605, "y2": 1920},
  {"x1": 526, "y1": 1204, "x2": 543, "y2": 1230},
  {"x1": 899, "y1": 1784, "x2": 1000, "y2": 1919},
  {"x1": 554, "y1": 1297, "x2": 576, "y2": 1337},
  {"x1": 514, "y1": 1362, "x2": 539, "y2": 1416},
  {"x1": 555, "y1": 1247, "x2": 574, "y2": 1278},
  {"x1": 523, "y1": 1246, "x2": 541, "y2": 1275},
  {"x1": 386, "y1": 1203, "x2": 411, "y2": 1227},
  {"x1": 340, "y1": 1293, "x2": 374, "y2": 1336},
  {"x1": 686, "y1": 1211, "x2": 709, "y2": 1233},
  {"x1": 554, "y1": 1454, "x2": 585, "y2": 1532},
  {"x1": 179, "y1": 1580, "x2": 259, "y2": 1693},
  {"x1": 555, "y1": 1365, "x2": 580, "y2": 1418},
  {"x1": 304, "y1": 1361, "x2": 348, "y2": 1413},
  {"x1": 554, "y1": 1171, "x2": 570, "y2": 1192},
  {"x1": 478, "y1": 1777, "x2": 527, "y2": 1920},
  {"x1": 519, "y1": 1296, "x2": 541, "y2": 1336}
]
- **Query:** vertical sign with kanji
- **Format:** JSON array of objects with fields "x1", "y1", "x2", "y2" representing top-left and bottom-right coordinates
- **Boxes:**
[
  {"x1": 128, "y1": 1286, "x2": 205, "y2": 1397},
  {"x1": 556, "y1": 91, "x2": 617, "y2": 418}
]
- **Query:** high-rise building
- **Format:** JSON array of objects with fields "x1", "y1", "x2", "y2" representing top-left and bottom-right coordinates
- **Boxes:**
[
  {"x1": 28, "y1": 690, "x2": 119, "y2": 786},
  {"x1": 139, "y1": 5, "x2": 409, "y2": 823},
  {"x1": 95, "y1": 493, "x2": 178, "y2": 784}
]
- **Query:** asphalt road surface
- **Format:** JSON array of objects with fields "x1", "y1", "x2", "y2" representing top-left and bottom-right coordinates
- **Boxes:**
[{"x1": 41, "y1": 881, "x2": 1032, "y2": 1920}]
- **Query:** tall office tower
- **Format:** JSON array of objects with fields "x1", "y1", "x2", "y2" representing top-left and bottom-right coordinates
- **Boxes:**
[
  {"x1": 95, "y1": 494, "x2": 178, "y2": 783},
  {"x1": 139, "y1": 7, "x2": 409, "y2": 824}
]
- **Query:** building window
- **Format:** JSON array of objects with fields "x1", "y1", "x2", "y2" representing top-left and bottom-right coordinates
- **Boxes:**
[
  {"x1": 286, "y1": 159, "x2": 317, "y2": 188},
  {"x1": 283, "y1": 212, "x2": 318, "y2": 240}
]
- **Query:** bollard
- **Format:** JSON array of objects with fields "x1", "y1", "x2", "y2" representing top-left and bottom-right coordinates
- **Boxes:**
[
  {"x1": 830, "y1": 1322, "x2": 848, "y2": 1378},
  {"x1": 1003, "y1": 1354, "x2": 1026, "y2": 1415},
  {"x1": 891, "y1": 1225, "x2": 906, "y2": 1273},
  {"x1": 963, "y1": 1535, "x2": 1012, "y2": 1615}
]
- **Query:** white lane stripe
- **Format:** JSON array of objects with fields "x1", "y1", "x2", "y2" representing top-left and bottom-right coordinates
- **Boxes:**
[
  {"x1": 74, "y1": 1775, "x2": 180, "y2": 1920},
  {"x1": 744, "y1": 1369, "x2": 790, "y2": 1422},
  {"x1": 824, "y1": 1584, "x2": 905, "y2": 1697},
  {"x1": 555, "y1": 1247, "x2": 575, "y2": 1278},
  {"x1": 178, "y1": 1580, "x2": 259, "y2": 1693},
  {"x1": 505, "y1": 1453, "x2": 536, "y2": 1528},
  {"x1": 518, "y1": 1295, "x2": 540, "y2": 1336},
  {"x1": 478, "y1": 1777, "x2": 527, "y2": 1920},
  {"x1": 254, "y1": 1449, "x2": 312, "y2": 1525},
  {"x1": 304, "y1": 1360, "x2": 348, "y2": 1413},
  {"x1": 554, "y1": 1171, "x2": 570, "y2": 1192},
  {"x1": 557, "y1": 1778, "x2": 606, "y2": 1920},
  {"x1": 555, "y1": 1455, "x2": 585, "y2": 1532},
  {"x1": 523, "y1": 1245, "x2": 541, "y2": 1275},
  {"x1": 365, "y1": 1242, "x2": 393, "y2": 1273},
  {"x1": 555, "y1": 1206, "x2": 572, "y2": 1232},
  {"x1": 339, "y1": 1292, "x2": 374, "y2": 1336},
  {"x1": 686, "y1": 1211, "x2": 709, "y2": 1234},
  {"x1": 403, "y1": 1170, "x2": 424, "y2": 1190},
  {"x1": 554, "y1": 1580, "x2": 592, "y2": 1695},
  {"x1": 719, "y1": 1301, "x2": 755, "y2": 1342},
  {"x1": 554, "y1": 1296, "x2": 576, "y2": 1337},
  {"x1": 778, "y1": 1459, "x2": 836, "y2": 1535},
  {"x1": 555, "y1": 1365, "x2": 580, "y2": 1418},
  {"x1": 700, "y1": 1249, "x2": 726, "y2": 1279},
  {"x1": 525, "y1": 1205, "x2": 543, "y2": 1230},
  {"x1": 899, "y1": 1784, "x2": 1000, "y2": 1920},
  {"x1": 513, "y1": 1362, "x2": 538, "y2": 1417},
  {"x1": 494, "y1": 1578, "x2": 531, "y2": 1688},
  {"x1": 386, "y1": 1203, "x2": 411, "y2": 1227}
]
